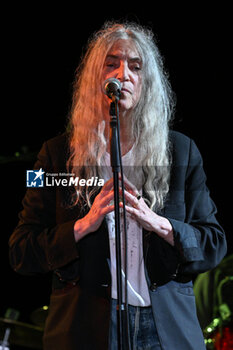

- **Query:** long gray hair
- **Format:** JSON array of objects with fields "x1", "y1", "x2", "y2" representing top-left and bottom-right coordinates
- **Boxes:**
[{"x1": 67, "y1": 21, "x2": 175, "y2": 210}]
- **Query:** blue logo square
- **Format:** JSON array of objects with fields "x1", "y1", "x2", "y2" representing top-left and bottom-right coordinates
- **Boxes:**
[{"x1": 26, "y1": 168, "x2": 45, "y2": 187}]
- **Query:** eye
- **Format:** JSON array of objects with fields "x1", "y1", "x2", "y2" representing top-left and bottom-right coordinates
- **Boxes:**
[
  {"x1": 104, "y1": 62, "x2": 118, "y2": 71},
  {"x1": 130, "y1": 64, "x2": 142, "y2": 72}
]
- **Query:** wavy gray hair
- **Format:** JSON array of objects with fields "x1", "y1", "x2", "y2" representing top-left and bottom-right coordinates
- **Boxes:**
[{"x1": 67, "y1": 21, "x2": 175, "y2": 210}]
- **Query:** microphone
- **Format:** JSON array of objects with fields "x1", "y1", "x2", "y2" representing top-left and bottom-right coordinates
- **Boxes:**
[{"x1": 103, "y1": 78, "x2": 121, "y2": 100}]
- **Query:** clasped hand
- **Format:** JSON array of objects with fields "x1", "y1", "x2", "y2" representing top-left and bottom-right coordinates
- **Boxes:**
[{"x1": 74, "y1": 175, "x2": 174, "y2": 245}]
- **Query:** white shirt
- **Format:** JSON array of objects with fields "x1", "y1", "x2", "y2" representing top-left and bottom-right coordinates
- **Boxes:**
[{"x1": 101, "y1": 147, "x2": 151, "y2": 307}]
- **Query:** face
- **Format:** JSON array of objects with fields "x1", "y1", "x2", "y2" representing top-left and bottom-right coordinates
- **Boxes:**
[{"x1": 102, "y1": 39, "x2": 142, "y2": 114}]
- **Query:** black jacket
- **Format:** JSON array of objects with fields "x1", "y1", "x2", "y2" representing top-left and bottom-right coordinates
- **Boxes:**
[{"x1": 9, "y1": 130, "x2": 227, "y2": 349}]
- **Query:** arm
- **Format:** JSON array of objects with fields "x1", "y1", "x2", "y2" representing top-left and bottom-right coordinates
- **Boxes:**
[
  {"x1": 9, "y1": 138, "x2": 115, "y2": 277},
  {"x1": 121, "y1": 138, "x2": 227, "y2": 275},
  {"x1": 169, "y1": 139, "x2": 227, "y2": 274},
  {"x1": 8, "y1": 141, "x2": 79, "y2": 276}
]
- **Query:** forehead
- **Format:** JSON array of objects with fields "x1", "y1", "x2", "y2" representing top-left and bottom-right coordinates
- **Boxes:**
[{"x1": 105, "y1": 39, "x2": 141, "y2": 60}]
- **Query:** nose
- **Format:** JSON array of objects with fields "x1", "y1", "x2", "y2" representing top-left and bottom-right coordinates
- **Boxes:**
[{"x1": 116, "y1": 61, "x2": 130, "y2": 82}]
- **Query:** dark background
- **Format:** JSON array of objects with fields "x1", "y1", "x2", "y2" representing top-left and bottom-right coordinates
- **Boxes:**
[{"x1": 1, "y1": 2, "x2": 231, "y2": 341}]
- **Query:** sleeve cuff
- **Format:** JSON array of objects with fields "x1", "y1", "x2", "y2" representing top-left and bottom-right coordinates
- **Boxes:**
[{"x1": 168, "y1": 218, "x2": 204, "y2": 262}]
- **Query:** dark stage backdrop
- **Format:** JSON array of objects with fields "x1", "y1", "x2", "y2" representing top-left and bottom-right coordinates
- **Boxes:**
[{"x1": 1, "y1": 3, "x2": 231, "y2": 342}]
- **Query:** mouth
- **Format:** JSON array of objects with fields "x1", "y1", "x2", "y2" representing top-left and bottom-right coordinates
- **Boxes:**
[
  {"x1": 121, "y1": 88, "x2": 132, "y2": 95},
  {"x1": 121, "y1": 88, "x2": 132, "y2": 94}
]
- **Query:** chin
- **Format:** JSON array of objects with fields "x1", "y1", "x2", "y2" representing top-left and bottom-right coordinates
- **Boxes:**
[{"x1": 118, "y1": 100, "x2": 133, "y2": 113}]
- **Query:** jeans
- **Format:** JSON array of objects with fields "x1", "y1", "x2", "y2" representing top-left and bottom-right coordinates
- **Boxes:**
[{"x1": 109, "y1": 299, "x2": 162, "y2": 350}]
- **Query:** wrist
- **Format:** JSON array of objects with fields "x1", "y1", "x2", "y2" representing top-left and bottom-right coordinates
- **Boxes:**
[
  {"x1": 74, "y1": 218, "x2": 90, "y2": 242},
  {"x1": 154, "y1": 216, "x2": 174, "y2": 246},
  {"x1": 163, "y1": 226, "x2": 174, "y2": 246}
]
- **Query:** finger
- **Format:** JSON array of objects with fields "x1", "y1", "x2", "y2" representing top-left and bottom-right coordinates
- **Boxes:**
[
  {"x1": 119, "y1": 174, "x2": 139, "y2": 196},
  {"x1": 123, "y1": 190, "x2": 140, "y2": 208},
  {"x1": 120, "y1": 202, "x2": 138, "y2": 216},
  {"x1": 99, "y1": 177, "x2": 114, "y2": 196},
  {"x1": 103, "y1": 177, "x2": 114, "y2": 190},
  {"x1": 102, "y1": 204, "x2": 115, "y2": 216},
  {"x1": 98, "y1": 188, "x2": 115, "y2": 207}
]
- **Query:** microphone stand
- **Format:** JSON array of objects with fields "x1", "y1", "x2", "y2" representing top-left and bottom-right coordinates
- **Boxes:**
[{"x1": 109, "y1": 96, "x2": 129, "y2": 350}]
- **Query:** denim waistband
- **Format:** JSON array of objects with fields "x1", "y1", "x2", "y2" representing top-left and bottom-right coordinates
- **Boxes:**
[{"x1": 109, "y1": 299, "x2": 162, "y2": 350}]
